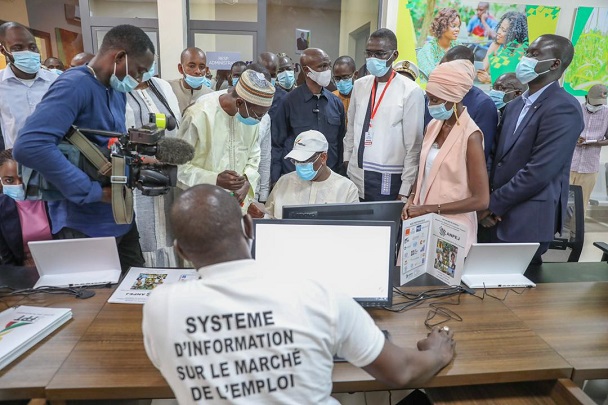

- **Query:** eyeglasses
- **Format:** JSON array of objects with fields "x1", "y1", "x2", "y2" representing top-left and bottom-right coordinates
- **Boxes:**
[
  {"x1": 333, "y1": 73, "x2": 354, "y2": 81},
  {"x1": 289, "y1": 153, "x2": 322, "y2": 165},
  {"x1": 364, "y1": 50, "x2": 395, "y2": 59}
]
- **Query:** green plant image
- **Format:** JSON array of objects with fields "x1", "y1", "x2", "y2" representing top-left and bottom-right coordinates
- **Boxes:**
[{"x1": 564, "y1": 30, "x2": 608, "y2": 92}]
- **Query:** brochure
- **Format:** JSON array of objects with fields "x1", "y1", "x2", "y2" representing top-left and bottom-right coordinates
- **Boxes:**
[
  {"x1": 0, "y1": 306, "x2": 72, "y2": 371},
  {"x1": 108, "y1": 267, "x2": 199, "y2": 304},
  {"x1": 400, "y1": 213, "x2": 467, "y2": 286}
]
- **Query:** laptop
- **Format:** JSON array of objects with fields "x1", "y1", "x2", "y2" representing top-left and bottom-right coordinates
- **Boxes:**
[
  {"x1": 461, "y1": 243, "x2": 539, "y2": 289},
  {"x1": 29, "y1": 237, "x2": 122, "y2": 288}
]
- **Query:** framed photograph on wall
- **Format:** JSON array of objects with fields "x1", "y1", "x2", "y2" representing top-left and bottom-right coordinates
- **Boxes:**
[{"x1": 295, "y1": 28, "x2": 310, "y2": 54}]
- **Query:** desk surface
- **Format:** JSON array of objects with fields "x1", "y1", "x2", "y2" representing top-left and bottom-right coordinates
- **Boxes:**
[
  {"x1": 46, "y1": 287, "x2": 573, "y2": 400},
  {"x1": 0, "y1": 288, "x2": 113, "y2": 401},
  {"x1": 503, "y1": 281, "x2": 608, "y2": 384}
]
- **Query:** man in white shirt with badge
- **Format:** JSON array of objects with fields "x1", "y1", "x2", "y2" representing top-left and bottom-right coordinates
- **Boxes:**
[
  {"x1": 266, "y1": 130, "x2": 359, "y2": 218},
  {"x1": 0, "y1": 22, "x2": 57, "y2": 148},
  {"x1": 143, "y1": 184, "x2": 455, "y2": 405},
  {"x1": 344, "y1": 28, "x2": 424, "y2": 201}
]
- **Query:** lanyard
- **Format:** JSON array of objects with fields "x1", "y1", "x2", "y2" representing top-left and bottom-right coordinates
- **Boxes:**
[{"x1": 370, "y1": 70, "x2": 396, "y2": 122}]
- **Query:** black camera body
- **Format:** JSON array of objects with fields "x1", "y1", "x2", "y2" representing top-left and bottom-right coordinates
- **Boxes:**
[{"x1": 80, "y1": 113, "x2": 183, "y2": 197}]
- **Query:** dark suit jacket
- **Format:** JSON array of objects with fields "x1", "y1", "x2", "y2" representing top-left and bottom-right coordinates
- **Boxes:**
[
  {"x1": 297, "y1": 38, "x2": 309, "y2": 51},
  {"x1": 488, "y1": 81, "x2": 584, "y2": 242},
  {"x1": 0, "y1": 195, "x2": 25, "y2": 265}
]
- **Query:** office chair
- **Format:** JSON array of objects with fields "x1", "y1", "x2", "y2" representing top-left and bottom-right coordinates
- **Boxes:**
[
  {"x1": 545, "y1": 185, "x2": 585, "y2": 262},
  {"x1": 592, "y1": 242, "x2": 608, "y2": 262}
]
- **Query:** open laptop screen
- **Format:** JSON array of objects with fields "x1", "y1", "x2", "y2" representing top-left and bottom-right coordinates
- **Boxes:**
[{"x1": 252, "y1": 220, "x2": 395, "y2": 307}]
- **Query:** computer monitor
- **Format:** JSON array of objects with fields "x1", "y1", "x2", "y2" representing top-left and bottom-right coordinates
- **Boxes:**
[
  {"x1": 282, "y1": 201, "x2": 404, "y2": 258},
  {"x1": 252, "y1": 219, "x2": 395, "y2": 307},
  {"x1": 282, "y1": 201, "x2": 404, "y2": 224}
]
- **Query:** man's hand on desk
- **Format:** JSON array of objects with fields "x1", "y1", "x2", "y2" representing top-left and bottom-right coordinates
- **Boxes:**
[
  {"x1": 418, "y1": 326, "x2": 455, "y2": 365},
  {"x1": 362, "y1": 326, "x2": 455, "y2": 388}
]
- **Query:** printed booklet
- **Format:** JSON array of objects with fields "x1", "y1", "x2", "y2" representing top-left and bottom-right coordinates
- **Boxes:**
[
  {"x1": 108, "y1": 267, "x2": 200, "y2": 304},
  {"x1": 400, "y1": 213, "x2": 467, "y2": 286},
  {"x1": 0, "y1": 306, "x2": 72, "y2": 371}
]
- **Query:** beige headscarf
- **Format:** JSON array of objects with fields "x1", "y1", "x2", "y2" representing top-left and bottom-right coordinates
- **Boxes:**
[{"x1": 426, "y1": 59, "x2": 475, "y2": 103}]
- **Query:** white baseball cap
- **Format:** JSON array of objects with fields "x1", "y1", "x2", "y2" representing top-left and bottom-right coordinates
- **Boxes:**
[{"x1": 284, "y1": 130, "x2": 328, "y2": 162}]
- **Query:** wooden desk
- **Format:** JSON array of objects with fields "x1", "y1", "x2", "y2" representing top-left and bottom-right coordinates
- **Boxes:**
[
  {"x1": 0, "y1": 288, "x2": 113, "y2": 401},
  {"x1": 332, "y1": 292, "x2": 571, "y2": 392},
  {"x1": 504, "y1": 282, "x2": 608, "y2": 386},
  {"x1": 46, "y1": 290, "x2": 572, "y2": 401}
]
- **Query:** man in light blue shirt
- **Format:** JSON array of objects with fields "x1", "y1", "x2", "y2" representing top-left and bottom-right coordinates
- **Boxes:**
[{"x1": 0, "y1": 22, "x2": 56, "y2": 148}]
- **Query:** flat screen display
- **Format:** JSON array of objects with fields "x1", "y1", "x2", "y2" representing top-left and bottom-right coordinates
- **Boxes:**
[{"x1": 252, "y1": 220, "x2": 395, "y2": 307}]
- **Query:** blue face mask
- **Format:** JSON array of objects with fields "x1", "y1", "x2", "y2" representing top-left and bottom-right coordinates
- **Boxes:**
[
  {"x1": 515, "y1": 56, "x2": 555, "y2": 85},
  {"x1": 11, "y1": 50, "x2": 41, "y2": 74},
  {"x1": 489, "y1": 89, "x2": 507, "y2": 109},
  {"x1": 295, "y1": 154, "x2": 321, "y2": 181},
  {"x1": 428, "y1": 101, "x2": 454, "y2": 121},
  {"x1": 2, "y1": 183, "x2": 25, "y2": 201},
  {"x1": 49, "y1": 68, "x2": 63, "y2": 75},
  {"x1": 232, "y1": 77, "x2": 239, "y2": 86},
  {"x1": 236, "y1": 102, "x2": 260, "y2": 126},
  {"x1": 366, "y1": 54, "x2": 393, "y2": 77},
  {"x1": 184, "y1": 73, "x2": 207, "y2": 89},
  {"x1": 336, "y1": 78, "x2": 353, "y2": 95},
  {"x1": 277, "y1": 70, "x2": 295, "y2": 89},
  {"x1": 270, "y1": 77, "x2": 276, "y2": 86},
  {"x1": 142, "y1": 61, "x2": 155, "y2": 82},
  {"x1": 109, "y1": 54, "x2": 139, "y2": 93}
]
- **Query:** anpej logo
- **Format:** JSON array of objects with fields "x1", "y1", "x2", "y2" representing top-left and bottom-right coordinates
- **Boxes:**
[
  {"x1": 0, "y1": 315, "x2": 38, "y2": 342},
  {"x1": 439, "y1": 226, "x2": 446, "y2": 237}
]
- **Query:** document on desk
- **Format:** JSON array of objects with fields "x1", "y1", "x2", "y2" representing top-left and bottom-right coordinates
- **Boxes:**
[
  {"x1": 108, "y1": 267, "x2": 200, "y2": 304},
  {"x1": 0, "y1": 305, "x2": 72, "y2": 371},
  {"x1": 400, "y1": 213, "x2": 467, "y2": 286}
]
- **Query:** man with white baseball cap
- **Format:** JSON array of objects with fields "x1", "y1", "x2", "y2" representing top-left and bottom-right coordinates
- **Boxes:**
[{"x1": 265, "y1": 130, "x2": 358, "y2": 218}]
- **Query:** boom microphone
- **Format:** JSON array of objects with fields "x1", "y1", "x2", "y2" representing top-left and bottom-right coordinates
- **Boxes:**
[{"x1": 155, "y1": 138, "x2": 195, "y2": 165}]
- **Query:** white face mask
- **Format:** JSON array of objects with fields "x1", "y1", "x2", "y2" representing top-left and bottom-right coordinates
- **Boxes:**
[
  {"x1": 586, "y1": 103, "x2": 603, "y2": 113},
  {"x1": 306, "y1": 67, "x2": 331, "y2": 87}
]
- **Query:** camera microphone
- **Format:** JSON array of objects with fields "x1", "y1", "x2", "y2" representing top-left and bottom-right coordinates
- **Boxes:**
[{"x1": 155, "y1": 138, "x2": 195, "y2": 165}]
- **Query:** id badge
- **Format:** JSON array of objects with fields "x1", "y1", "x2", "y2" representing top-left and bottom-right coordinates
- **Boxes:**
[{"x1": 364, "y1": 127, "x2": 374, "y2": 146}]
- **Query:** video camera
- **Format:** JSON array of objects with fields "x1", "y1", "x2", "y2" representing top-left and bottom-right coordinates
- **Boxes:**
[{"x1": 77, "y1": 113, "x2": 194, "y2": 197}]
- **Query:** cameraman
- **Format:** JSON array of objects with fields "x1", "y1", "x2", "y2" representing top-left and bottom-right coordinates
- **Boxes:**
[{"x1": 13, "y1": 25, "x2": 155, "y2": 271}]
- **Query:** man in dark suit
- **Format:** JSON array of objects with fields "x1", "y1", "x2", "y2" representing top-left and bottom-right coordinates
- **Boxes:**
[
  {"x1": 297, "y1": 32, "x2": 309, "y2": 51},
  {"x1": 479, "y1": 34, "x2": 584, "y2": 264}
]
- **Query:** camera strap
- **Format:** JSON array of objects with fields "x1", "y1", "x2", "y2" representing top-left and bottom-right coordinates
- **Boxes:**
[
  {"x1": 65, "y1": 128, "x2": 133, "y2": 225},
  {"x1": 111, "y1": 155, "x2": 134, "y2": 225}
]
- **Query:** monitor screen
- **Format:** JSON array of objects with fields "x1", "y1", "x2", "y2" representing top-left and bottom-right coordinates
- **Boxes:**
[
  {"x1": 282, "y1": 201, "x2": 404, "y2": 223},
  {"x1": 252, "y1": 220, "x2": 395, "y2": 307}
]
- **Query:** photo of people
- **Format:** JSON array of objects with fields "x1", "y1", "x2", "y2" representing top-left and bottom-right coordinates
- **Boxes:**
[
  {"x1": 296, "y1": 29, "x2": 310, "y2": 54},
  {"x1": 402, "y1": 1, "x2": 560, "y2": 88},
  {"x1": 433, "y1": 239, "x2": 459, "y2": 278},
  {"x1": 131, "y1": 273, "x2": 168, "y2": 290}
]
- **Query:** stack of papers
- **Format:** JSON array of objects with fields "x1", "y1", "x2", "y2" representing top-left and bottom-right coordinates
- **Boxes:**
[
  {"x1": 0, "y1": 306, "x2": 72, "y2": 371},
  {"x1": 108, "y1": 267, "x2": 199, "y2": 304}
]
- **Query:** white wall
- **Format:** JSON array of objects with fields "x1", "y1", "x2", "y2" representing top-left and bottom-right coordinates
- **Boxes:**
[
  {"x1": 339, "y1": 0, "x2": 378, "y2": 57},
  {"x1": 88, "y1": 0, "x2": 158, "y2": 18},
  {"x1": 266, "y1": 2, "x2": 341, "y2": 63},
  {"x1": 26, "y1": 0, "x2": 82, "y2": 64}
]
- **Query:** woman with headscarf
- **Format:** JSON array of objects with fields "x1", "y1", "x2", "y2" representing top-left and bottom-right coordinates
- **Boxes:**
[
  {"x1": 402, "y1": 59, "x2": 489, "y2": 252},
  {"x1": 417, "y1": 8, "x2": 461, "y2": 82},
  {"x1": 477, "y1": 11, "x2": 528, "y2": 84}
]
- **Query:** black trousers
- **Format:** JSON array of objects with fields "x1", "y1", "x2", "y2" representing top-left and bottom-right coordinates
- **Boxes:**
[{"x1": 54, "y1": 224, "x2": 145, "y2": 272}]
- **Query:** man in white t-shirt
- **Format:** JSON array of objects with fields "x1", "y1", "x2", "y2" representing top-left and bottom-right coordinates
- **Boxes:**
[
  {"x1": 142, "y1": 184, "x2": 455, "y2": 405},
  {"x1": 266, "y1": 130, "x2": 359, "y2": 218}
]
